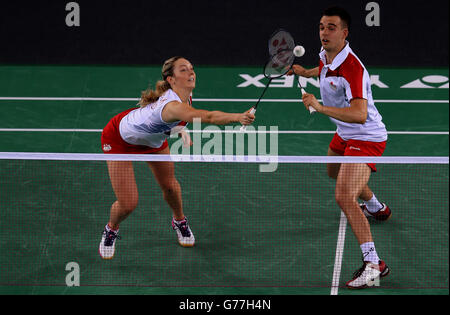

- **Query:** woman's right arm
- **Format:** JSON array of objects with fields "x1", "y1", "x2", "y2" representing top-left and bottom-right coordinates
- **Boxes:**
[{"x1": 162, "y1": 101, "x2": 255, "y2": 126}]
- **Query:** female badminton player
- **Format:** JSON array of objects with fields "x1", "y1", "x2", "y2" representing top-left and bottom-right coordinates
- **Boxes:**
[{"x1": 99, "y1": 56, "x2": 255, "y2": 259}]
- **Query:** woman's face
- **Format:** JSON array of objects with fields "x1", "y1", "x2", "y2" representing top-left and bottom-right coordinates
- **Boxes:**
[{"x1": 168, "y1": 58, "x2": 196, "y2": 90}]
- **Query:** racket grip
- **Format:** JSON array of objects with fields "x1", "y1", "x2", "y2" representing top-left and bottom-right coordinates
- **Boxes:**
[
  {"x1": 300, "y1": 88, "x2": 317, "y2": 114},
  {"x1": 240, "y1": 108, "x2": 256, "y2": 132}
]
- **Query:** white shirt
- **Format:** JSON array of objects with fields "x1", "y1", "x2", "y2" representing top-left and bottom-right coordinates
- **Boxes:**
[
  {"x1": 119, "y1": 89, "x2": 188, "y2": 148},
  {"x1": 319, "y1": 42, "x2": 387, "y2": 142}
]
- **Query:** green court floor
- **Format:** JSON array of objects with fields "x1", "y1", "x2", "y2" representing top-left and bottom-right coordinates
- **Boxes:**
[{"x1": 0, "y1": 65, "x2": 448, "y2": 296}]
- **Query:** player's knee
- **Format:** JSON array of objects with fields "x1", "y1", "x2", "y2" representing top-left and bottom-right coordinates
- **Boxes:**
[
  {"x1": 160, "y1": 178, "x2": 180, "y2": 195},
  {"x1": 118, "y1": 197, "x2": 138, "y2": 213},
  {"x1": 334, "y1": 188, "x2": 352, "y2": 209}
]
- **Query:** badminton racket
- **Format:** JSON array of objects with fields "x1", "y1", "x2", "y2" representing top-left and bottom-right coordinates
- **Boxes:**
[{"x1": 240, "y1": 29, "x2": 297, "y2": 131}]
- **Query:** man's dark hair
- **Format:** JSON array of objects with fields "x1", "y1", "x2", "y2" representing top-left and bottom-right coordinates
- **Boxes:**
[{"x1": 323, "y1": 6, "x2": 352, "y2": 30}]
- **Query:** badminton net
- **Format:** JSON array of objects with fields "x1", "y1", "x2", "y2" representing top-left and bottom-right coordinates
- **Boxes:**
[{"x1": 0, "y1": 153, "x2": 448, "y2": 290}]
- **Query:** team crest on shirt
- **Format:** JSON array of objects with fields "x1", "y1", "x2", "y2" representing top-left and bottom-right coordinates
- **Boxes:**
[
  {"x1": 103, "y1": 144, "x2": 112, "y2": 152},
  {"x1": 329, "y1": 81, "x2": 338, "y2": 91}
]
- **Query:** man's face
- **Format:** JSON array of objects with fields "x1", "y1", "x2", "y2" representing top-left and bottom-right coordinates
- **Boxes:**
[{"x1": 319, "y1": 15, "x2": 348, "y2": 53}]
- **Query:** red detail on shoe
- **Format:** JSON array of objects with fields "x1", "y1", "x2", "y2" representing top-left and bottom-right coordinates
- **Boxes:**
[
  {"x1": 372, "y1": 204, "x2": 392, "y2": 221},
  {"x1": 361, "y1": 203, "x2": 392, "y2": 221}
]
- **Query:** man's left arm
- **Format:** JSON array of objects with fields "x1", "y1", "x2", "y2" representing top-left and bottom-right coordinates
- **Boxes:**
[
  {"x1": 320, "y1": 97, "x2": 367, "y2": 124},
  {"x1": 302, "y1": 94, "x2": 368, "y2": 124}
]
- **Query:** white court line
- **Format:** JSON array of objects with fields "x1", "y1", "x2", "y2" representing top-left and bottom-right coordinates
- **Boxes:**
[
  {"x1": 0, "y1": 97, "x2": 448, "y2": 103},
  {"x1": 330, "y1": 211, "x2": 348, "y2": 295},
  {"x1": 0, "y1": 128, "x2": 448, "y2": 135}
]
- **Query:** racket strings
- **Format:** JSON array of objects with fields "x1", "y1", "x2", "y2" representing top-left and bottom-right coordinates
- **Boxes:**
[
  {"x1": 265, "y1": 29, "x2": 296, "y2": 79},
  {"x1": 265, "y1": 50, "x2": 295, "y2": 78},
  {"x1": 268, "y1": 29, "x2": 295, "y2": 56}
]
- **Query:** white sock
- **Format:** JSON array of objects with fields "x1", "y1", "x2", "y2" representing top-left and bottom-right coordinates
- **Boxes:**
[
  {"x1": 173, "y1": 217, "x2": 186, "y2": 224},
  {"x1": 364, "y1": 194, "x2": 383, "y2": 213},
  {"x1": 360, "y1": 242, "x2": 380, "y2": 264},
  {"x1": 105, "y1": 224, "x2": 119, "y2": 233}
]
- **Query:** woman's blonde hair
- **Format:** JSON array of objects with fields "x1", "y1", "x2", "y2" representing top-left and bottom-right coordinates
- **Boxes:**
[{"x1": 139, "y1": 56, "x2": 184, "y2": 107}]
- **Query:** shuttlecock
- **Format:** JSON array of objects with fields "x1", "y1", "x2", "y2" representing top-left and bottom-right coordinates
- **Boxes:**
[{"x1": 293, "y1": 45, "x2": 305, "y2": 57}]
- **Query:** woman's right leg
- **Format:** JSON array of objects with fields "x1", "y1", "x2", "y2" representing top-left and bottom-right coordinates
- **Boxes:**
[
  {"x1": 107, "y1": 160, "x2": 139, "y2": 230},
  {"x1": 99, "y1": 160, "x2": 137, "y2": 259}
]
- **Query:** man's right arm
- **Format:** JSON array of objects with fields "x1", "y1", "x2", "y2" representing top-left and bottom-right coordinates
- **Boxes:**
[{"x1": 288, "y1": 65, "x2": 319, "y2": 78}]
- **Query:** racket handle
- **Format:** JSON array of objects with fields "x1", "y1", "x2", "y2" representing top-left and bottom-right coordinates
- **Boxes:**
[
  {"x1": 300, "y1": 88, "x2": 317, "y2": 114},
  {"x1": 240, "y1": 108, "x2": 256, "y2": 132}
]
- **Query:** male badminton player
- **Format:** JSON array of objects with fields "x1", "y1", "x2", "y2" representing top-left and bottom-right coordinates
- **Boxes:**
[
  {"x1": 288, "y1": 6, "x2": 392, "y2": 289},
  {"x1": 99, "y1": 56, "x2": 255, "y2": 259}
]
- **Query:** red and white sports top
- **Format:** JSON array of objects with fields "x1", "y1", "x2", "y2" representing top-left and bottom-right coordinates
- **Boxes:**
[
  {"x1": 319, "y1": 42, "x2": 387, "y2": 142},
  {"x1": 119, "y1": 89, "x2": 190, "y2": 148}
]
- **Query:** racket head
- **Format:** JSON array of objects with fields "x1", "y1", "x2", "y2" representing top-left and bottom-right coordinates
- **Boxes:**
[
  {"x1": 250, "y1": 29, "x2": 296, "y2": 112},
  {"x1": 263, "y1": 49, "x2": 295, "y2": 79},
  {"x1": 268, "y1": 29, "x2": 295, "y2": 56}
]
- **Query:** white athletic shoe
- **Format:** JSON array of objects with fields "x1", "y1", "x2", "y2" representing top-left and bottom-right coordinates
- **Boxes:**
[
  {"x1": 360, "y1": 203, "x2": 392, "y2": 221},
  {"x1": 172, "y1": 217, "x2": 195, "y2": 247},
  {"x1": 99, "y1": 227, "x2": 121, "y2": 259},
  {"x1": 346, "y1": 260, "x2": 390, "y2": 289}
]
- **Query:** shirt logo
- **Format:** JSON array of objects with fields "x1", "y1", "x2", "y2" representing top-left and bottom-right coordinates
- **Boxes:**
[
  {"x1": 103, "y1": 144, "x2": 112, "y2": 152},
  {"x1": 329, "y1": 81, "x2": 337, "y2": 91}
]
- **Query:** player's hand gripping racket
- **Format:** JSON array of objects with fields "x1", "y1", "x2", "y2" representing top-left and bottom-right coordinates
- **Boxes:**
[
  {"x1": 240, "y1": 29, "x2": 297, "y2": 132},
  {"x1": 298, "y1": 80, "x2": 317, "y2": 114}
]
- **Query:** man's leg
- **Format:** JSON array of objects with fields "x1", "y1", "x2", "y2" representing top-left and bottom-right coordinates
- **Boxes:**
[{"x1": 335, "y1": 163, "x2": 373, "y2": 245}]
